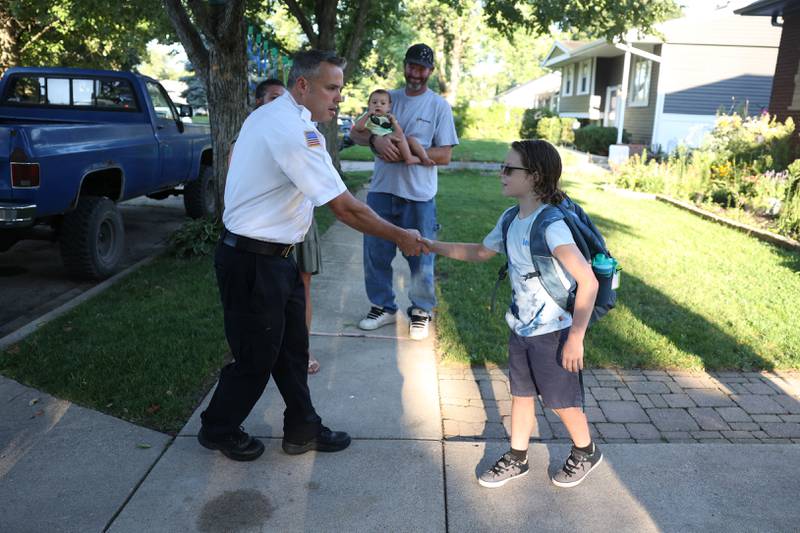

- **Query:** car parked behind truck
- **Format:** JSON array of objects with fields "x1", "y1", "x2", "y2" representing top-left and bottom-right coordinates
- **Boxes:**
[{"x1": 0, "y1": 67, "x2": 215, "y2": 279}]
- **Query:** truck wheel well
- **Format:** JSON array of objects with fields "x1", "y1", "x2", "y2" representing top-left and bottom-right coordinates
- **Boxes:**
[
  {"x1": 201, "y1": 149, "x2": 213, "y2": 166},
  {"x1": 78, "y1": 168, "x2": 123, "y2": 205}
]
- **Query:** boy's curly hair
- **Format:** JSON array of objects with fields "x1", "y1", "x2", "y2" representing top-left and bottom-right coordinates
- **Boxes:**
[{"x1": 511, "y1": 139, "x2": 565, "y2": 205}]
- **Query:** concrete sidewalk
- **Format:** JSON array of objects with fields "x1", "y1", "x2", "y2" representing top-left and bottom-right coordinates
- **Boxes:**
[{"x1": 2, "y1": 189, "x2": 800, "y2": 532}]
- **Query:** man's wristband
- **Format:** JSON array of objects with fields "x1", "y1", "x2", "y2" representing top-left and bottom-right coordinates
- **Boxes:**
[{"x1": 368, "y1": 133, "x2": 377, "y2": 150}]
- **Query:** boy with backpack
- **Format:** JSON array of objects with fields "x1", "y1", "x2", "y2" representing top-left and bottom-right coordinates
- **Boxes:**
[{"x1": 421, "y1": 139, "x2": 610, "y2": 488}]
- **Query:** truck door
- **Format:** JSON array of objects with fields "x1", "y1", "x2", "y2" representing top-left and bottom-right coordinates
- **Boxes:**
[{"x1": 145, "y1": 81, "x2": 191, "y2": 187}]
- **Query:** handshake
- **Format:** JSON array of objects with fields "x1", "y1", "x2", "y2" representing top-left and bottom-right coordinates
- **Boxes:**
[{"x1": 397, "y1": 228, "x2": 435, "y2": 256}]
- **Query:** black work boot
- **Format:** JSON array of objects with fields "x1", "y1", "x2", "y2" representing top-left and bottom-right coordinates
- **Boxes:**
[
  {"x1": 282, "y1": 426, "x2": 351, "y2": 455},
  {"x1": 198, "y1": 426, "x2": 265, "y2": 461}
]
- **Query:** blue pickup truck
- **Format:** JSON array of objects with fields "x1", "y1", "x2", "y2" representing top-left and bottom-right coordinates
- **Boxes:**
[{"x1": 0, "y1": 67, "x2": 214, "y2": 279}]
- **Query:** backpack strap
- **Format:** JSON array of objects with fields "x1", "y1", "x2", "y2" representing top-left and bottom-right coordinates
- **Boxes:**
[
  {"x1": 556, "y1": 203, "x2": 591, "y2": 260},
  {"x1": 490, "y1": 206, "x2": 519, "y2": 313},
  {"x1": 529, "y1": 205, "x2": 575, "y2": 311}
]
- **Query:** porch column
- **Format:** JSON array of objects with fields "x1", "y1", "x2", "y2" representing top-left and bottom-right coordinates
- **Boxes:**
[{"x1": 616, "y1": 43, "x2": 632, "y2": 144}]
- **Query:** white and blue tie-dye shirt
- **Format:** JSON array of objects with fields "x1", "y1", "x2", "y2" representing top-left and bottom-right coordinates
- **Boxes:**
[{"x1": 483, "y1": 205, "x2": 576, "y2": 337}]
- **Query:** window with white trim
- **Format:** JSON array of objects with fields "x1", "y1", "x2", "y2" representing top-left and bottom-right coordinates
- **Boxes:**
[
  {"x1": 562, "y1": 64, "x2": 574, "y2": 97},
  {"x1": 577, "y1": 59, "x2": 592, "y2": 95},
  {"x1": 629, "y1": 57, "x2": 651, "y2": 107}
]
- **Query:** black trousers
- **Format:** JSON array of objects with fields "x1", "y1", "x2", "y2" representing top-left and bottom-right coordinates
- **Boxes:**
[{"x1": 200, "y1": 240, "x2": 322, "y2": 441}]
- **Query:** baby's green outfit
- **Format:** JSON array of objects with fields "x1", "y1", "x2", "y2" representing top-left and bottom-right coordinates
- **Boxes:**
[{"x1": 358, "y1": 112, "x2": 393, "y2": 136}]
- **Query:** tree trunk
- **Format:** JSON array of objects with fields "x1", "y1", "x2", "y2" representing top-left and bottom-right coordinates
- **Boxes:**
[
  {"x1": 312, "y1": 0, "x2": 341, "y2": 171},
  {"x1": 315, "y1": 0, "x2": 338, "y2": 51},
  {"x1": 434, "y1": 30, "x2": 449, "y2": 98},
  {"x1": 0, "y1": 7, "x2": 20, "y2": 74},
  {"x1": 206, "y1": 45, "x2": 249, "y2": 217},
  {"x1": 448, "y1": 33, "x2": 463, "y2": 106},
  {"x1": 162, "y1": 0, "x2": 249, "y2": 219}
]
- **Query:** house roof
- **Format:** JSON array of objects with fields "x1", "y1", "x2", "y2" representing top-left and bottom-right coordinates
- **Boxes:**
[
  {"x1": 494, "y1": 72, "x2": 561, "y2": 100},
  {"x1": 542, "y1": 9, "x2": 781, "y2": 67},
  {"x1": 542, "y1": 40, "x2": 656, "y2": 67},
  {"x1": 735, "y1": 0, "x2": 798, "y2": 16}
]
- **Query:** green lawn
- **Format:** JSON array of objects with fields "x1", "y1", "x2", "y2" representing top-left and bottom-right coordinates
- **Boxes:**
[
  {"x1": 0, "y1": 256, "x2": 226, "y2": 432},
  {"x1": 435, "y1": 167, "x2": 800, "y2": 371},
  {"x1": 0, "y1": 172, "x2": 370, "y2": 432},
  {"x1": 340, "y1": 138, "x2": 511, "y2": 162}
]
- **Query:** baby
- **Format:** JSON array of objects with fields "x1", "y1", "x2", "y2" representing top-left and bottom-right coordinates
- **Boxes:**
[{"x1": 353, "y1": 89, "x2": 435, "y2": 166}]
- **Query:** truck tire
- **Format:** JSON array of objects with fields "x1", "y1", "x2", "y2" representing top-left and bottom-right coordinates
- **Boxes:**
[
  {"x1": 60, "y1": 196, "x2": 125, "y2": 280},
  {"x1": 183, "y1": 165, "x2": 217, "y2": 219}
]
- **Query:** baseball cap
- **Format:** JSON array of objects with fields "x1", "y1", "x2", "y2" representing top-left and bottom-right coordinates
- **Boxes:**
[{"x1": 404, "y1": 43, "x2": 435, "y2": 69}]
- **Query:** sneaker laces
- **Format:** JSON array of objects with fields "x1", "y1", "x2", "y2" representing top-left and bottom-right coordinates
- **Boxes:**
[
  {"x1": 561, "y1": 451, "x2": 583, "y2": 477},
  {"x1": 410, "y1": 312, "x2": 430, "y2": 327},
  {"x1": 366, "y1": 306, "x2": 384, "y2": 319},
  {"x1": 490, "y1": 453, "x2": 515, "y2": 475}
]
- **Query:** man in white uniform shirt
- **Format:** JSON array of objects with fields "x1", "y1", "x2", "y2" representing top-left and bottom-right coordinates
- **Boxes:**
[{"x1": 198, "y1": 50, "x2": 423, "y2": 462}]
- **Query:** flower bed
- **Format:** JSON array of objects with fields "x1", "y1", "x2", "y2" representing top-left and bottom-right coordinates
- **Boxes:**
[{"x1": 613, "y1": 113, "x2": 799, "y2": 239}]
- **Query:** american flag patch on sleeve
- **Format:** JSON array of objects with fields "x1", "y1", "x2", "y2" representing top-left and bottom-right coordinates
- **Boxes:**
[{"x1": 304, "y1": 130, "x2": 321, "y2": 148}]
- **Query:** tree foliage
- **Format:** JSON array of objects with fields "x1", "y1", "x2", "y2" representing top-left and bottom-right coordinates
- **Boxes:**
[
  {"x1": 0, "y1": 0, "x2": 171, "y2": 73},
  {"x1": 481, "y1": 0, "x2": 680, "y2": 41}
]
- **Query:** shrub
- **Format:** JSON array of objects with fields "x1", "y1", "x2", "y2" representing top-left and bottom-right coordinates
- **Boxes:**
[
  {"x1": 574, "y1": 125, "x2": 630, "y2": 155},
  {"x1": 169, "y1": 218, "x2": 223, "y2": 258},
  {"x1": 452, "y1": 102, "x2": 469, "y2": 139},
  {"x1": 520, "y1": 107, "x2": 556, "y2": 139},
  {"x1": 462, "y1": 103, "x2": 524, "y2": 141},
  {"x1": 614, "y1": 151, "x2": 667, "y2": 193},
  {"x1": 535, "y1": 116, "x2": 576, "y2": 145},
  {"x1": 702, "y1": 113, "x2": 795, "y2": 172},
  {"x1": 778, "y1": 159, "x2": 800, "y2": 238}
]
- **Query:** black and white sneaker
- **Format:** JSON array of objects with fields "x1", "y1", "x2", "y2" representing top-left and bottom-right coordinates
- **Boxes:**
[
  {"x1": 478, "y1": 452, "x2": 530, "y2": 488},
  {"x1": 358, "y1": 306, "x2": 397, "y2": 331},
  {"x1": 551, "y1": 443, "x2": 603, "y2": 488},
  {"x1": 409, "y1": 308, "x2": 431, "y2": 340}
]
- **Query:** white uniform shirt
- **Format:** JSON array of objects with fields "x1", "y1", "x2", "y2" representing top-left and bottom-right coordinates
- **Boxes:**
[{"x1": 223, "y1": 91, "x2": 347, "y2": 244}]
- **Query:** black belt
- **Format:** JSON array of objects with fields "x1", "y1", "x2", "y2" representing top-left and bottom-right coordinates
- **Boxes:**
[{"x1": 222, "y1": 230, "x2": 295, "y2": 258}]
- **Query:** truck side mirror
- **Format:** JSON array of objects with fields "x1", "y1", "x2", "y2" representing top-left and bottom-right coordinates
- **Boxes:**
[{"x1": 178, "y1": 104, "x2": 193, "y2": 118}]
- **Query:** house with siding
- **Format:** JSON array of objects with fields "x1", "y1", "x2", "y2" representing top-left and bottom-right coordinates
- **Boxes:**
[
  {"x1": 493, "y1": 72, "x2": 561, "y2": 110},
  {"x1": 736, "y1": 0, "x2": 800, "y2": 149},
  {"x1": 542, "y1": 8, "x2": 782, "y2": 152}
]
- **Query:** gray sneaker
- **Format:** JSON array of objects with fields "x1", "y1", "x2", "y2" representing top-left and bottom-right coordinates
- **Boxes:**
[
  {"x1": 551, "y1": 444, "x2": 603, "y2": 488},
  {"x1": 478, "y1": 452, "x2": 530, "y2": 488}
]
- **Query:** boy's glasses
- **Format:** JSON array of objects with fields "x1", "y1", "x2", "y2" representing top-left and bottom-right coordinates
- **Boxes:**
[{"x1": 500, "y1": 164, "x2": 528, "y2": 176}]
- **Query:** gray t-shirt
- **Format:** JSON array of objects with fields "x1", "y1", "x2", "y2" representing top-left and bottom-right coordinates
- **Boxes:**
[
  {"x1": 370, "y1": 88, "x2": 459, "y2": 201},
  {"x1": 483, "y1": 205, "x2": 576, "y2": 337}
]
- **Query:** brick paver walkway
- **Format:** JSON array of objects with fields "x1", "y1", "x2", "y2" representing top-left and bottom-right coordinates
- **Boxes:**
[{"x1": 438, "y1": 366, "x2": 800, "y2": 444}]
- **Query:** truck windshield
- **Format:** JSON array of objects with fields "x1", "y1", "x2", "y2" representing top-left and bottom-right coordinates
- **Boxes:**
[{"x1": 1, "y1": 75, "x2": 140, "y2": 111}]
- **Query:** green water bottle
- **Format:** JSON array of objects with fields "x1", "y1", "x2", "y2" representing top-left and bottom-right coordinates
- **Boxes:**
[{"x1": 591, "y1": 253, "x2": 616, "y2": 278}]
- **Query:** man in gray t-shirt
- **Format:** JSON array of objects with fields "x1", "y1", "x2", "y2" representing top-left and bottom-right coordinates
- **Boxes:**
[{"x1": 351, "y1": 43, "x2": 459, "y2": 340}]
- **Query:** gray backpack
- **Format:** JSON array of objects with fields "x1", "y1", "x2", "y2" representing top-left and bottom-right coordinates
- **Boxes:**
[{"x1": 492, "y1": 196, "x2": 618, "y2": 324}]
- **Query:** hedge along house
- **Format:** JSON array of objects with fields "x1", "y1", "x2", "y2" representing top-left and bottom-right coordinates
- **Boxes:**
[
  {"x1": 736, "y1": 0, "x2": 800, "y2": 151},
  {"x1": 542, "y1": 8, "x2": 782, "y2": 154}
]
